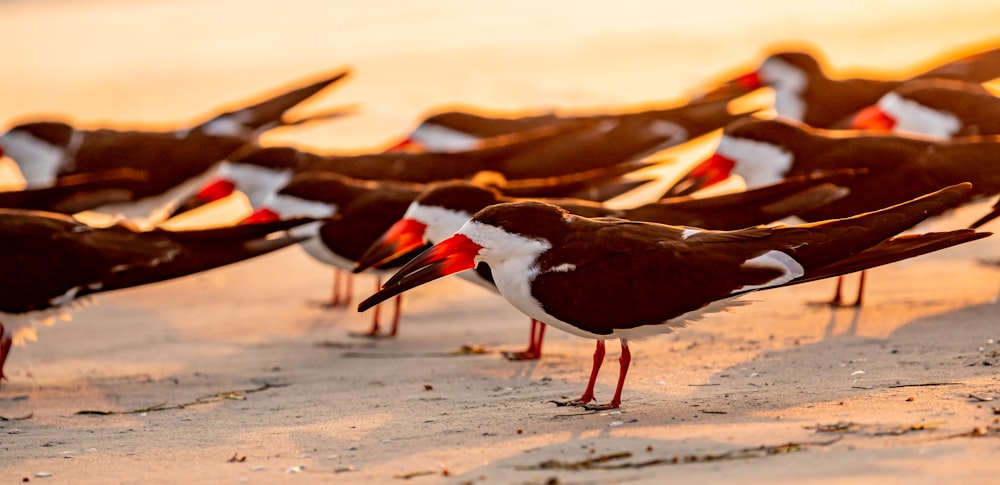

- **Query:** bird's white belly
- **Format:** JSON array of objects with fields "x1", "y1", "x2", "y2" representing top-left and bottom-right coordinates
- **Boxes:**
[
  {"x1": 298, "y1": 236, "x2": 355, "y2": 271},
  {"x1": 488, "y1": 260, "x2": 609, "y2": 340}
]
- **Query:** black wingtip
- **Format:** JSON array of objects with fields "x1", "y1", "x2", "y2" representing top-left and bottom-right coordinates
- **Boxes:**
[{"x1": 969, "y1": 202, "x2": 1000, "y2": 229}]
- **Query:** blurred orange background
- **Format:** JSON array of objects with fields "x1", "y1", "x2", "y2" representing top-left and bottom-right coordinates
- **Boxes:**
[{"x1": 3, "y1": 0, "x2": 999, "y2": 154}]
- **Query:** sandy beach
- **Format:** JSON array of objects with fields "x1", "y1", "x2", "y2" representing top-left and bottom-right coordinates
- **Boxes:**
[{"x1": 2, "y1": 1, "x2": 999, "y2": 483}]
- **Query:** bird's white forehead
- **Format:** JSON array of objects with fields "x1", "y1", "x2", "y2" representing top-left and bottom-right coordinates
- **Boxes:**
[
  {"x1": 716, "y1": 134, "x2": 793, "y2": 188},
  {"x1": 263, "y1": 193, "x2": 336, "y2": 219},
  {"x1": 215, "y1": 161, "x2": 293, "y2": 206},
  {"x1": 878, "y1": 91, "x2": 961, "y2": 140},
  {"x1": 758, "y1": 56, "x2": 807, "y2": 91},
  {"x1": 217, "y1": 160, "x2": 290, "y2": 183},
  {"x1": 406, "y1": 202, "x2": 474, "y2": 244},
  {"x1": 0, "y1": 130, "x2": 66, "y2": 188},
  {"x1": 458, "y1": 220, "x2": 551, "y2": 260},
  {"x1": 758, "y1": 57, "x2": 808, "y2": 121},
  {"x1": 410, "y1": 123, "x2": 480, "y2": 152}
]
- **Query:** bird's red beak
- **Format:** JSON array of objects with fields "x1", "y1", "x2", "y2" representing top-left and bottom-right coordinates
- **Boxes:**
[
  {"x1": 735, "y1": 71, "x2": 762, "y2": 90},
  {"x1": 354, "y1": 218, "x2": 429, "y2": 273},
  {"x1": 666, "y1": 152, "x2": 737, "y2": 196},
  {"x1": 358, "y1": 233, "x2": 481, "y2": 312},
  {"x1": 695, "y1": 70, "x2": 763, "y2": 101},
  {"x1": 850, "y1": 105, "x2": 897, "y2": 132},
  {"x1": 384, "y1": 137, "x2": 422, "y2": 153},
  {"x1": 240, "y1": 207, "x2": 281, "y2": 225},
  {"x1": 172, "y1": 178, "x2": 236, "y2": 217}
]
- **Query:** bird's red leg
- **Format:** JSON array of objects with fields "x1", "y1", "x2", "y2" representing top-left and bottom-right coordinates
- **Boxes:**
[
  {"x1": 344, "y1": 273, "x2": 354, "y2": 306},
  {"x1": 351, "y1": 276, "x2": 387, "y2": 338},
  {"x1": 829, "y1": 276, "x2": 845, "y2": 306},
  {"x1": 851, "y1": 270, "x2": 867, "y2": 307},
  {"x1": 533, "y1": 321, "x2": 546, "y2": 356},
  {"x1": 585, "y1": 339, "x2": 630, "y2": 411},
  {"x1": 809, "y1": 275, "x2": 856, "y2": 308},
  {"x1": 552, "y1": 339, "x2": 605, "y2": 407},
  {"x1": 387, "y1": 294, "x2": 403, "y2": 337},
  {"x1": 330, "y1": 269, "x2": 343, "y2": 306},
  {"x1": 0, "y1": 323, "x2": 11, "y2": 382},
  {"x1": 326, "y1": 270, "x2": 355, "y2": 308},
  {"x1": 502, "y1": 319, "x2": 546, "y2": 361}
]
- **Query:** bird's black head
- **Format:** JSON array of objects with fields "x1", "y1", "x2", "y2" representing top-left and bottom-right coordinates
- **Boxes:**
[
  {"x1": 418, "y1": 181, "x2": 504, "y2": 216},
  {"x1": 231, "y1": 146, "x2": 302, "y2": 171},
  {"x1": 7, "y1": 121, "x2": 75, "y2": 148},
  {"x1": 472, "y1": 201, "x2": 571, "y2": 244}
]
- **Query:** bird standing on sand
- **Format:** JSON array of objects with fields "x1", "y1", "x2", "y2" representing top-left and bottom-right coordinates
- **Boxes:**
[
  {"x1": 667, "y1": 116, "x2": 1000, "y2": 305},
  {"x1": 238, "y1": 164, "x2": 653, "y2": 337},
  {"x1": 354, "y1": 171, "x2": 856, "y2": 358},
  {"x1": 846, "y1": 79, "x2": 1000, "y2": 230},
  {"x1": 360, "y1": 184, "x2": 988, "y2": 410}
]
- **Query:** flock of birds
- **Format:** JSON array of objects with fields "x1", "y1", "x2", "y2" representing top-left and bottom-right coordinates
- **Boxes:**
[{"x1": 2, "y1": 42, "x2": 999, "y2": 411}]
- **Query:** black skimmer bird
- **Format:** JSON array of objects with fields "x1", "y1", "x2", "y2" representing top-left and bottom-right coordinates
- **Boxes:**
[
  {"x1": 359, "y1": 184, "x2": 989, "y2": 410},
  {"x1": 697, "y1": 44, "x2": 1000, "y2": 128},
  {"x1": 354, "y1": 170, "x2": 856, "y2": 358},
  {"x1": 848, "y1": 78, "x2": 1000, "y2": 138},
  {"x1": 172, "y1": 120, "x2": 603, "y2": 214},
  {"x1": 667, "y1": 117, "x2": 1000, "y2": 211},
  {"x1": 174, "y1": 134, "x2": 657, "y2": 216},
  {"x1": 238, "y1": 171, "x2": 427, "y2": 336},
  {"x1": 0, "y1": 69, "x2": 350, "y2": 222},
  {"x1": 387, "y1": 95, "x2": 745, "y2": 154},
  {"x1": 846, "y1": 79, "x2": 1000, "y2": 233},
  {"x1": 666, "y1": 116, "x2": 1000, "y2": 305},
  {"x1": 238, "y1": 164, "x2": 657, "y2": 337},
  {"x1": 0, "y1": 210, "x2": 314, "y2": 381}
]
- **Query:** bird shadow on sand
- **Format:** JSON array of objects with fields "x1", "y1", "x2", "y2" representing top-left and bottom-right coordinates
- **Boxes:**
[
  {"x1": 436, "y1": 300, "x2": 998, "y2": 483},
  {"x1": 668, "y1": 300, "x2": 999, "y2": 416}
]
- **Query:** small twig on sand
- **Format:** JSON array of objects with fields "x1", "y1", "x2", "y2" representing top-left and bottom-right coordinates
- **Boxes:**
[
  {"x1": 805, "y1": 421, "x2": 945, "y2": 436},
  {"x1": 515, "y1": 438, "x2": 840, "y2": 471},
  {"x1": 887, "y1": 382, "x2": 961, "y2": 389},
  {"x1": 394, "y1": 470, "x2": 437, "y2": 479},
  {"x1": 517, "y1": 452, "x2": 633, "y2": 470},
  {"x1": 806, "y1": 422, "x2": 1000, "y2": 441},
  {"x1": 934, "y1": 426, "x2": 1000, "y2": 441},
  {"x1": 314, "y1": 340, "x2": 376, "y2": 349},
  {"x1": 75, "y1": 382, "x2": 287, "y2": 416}
]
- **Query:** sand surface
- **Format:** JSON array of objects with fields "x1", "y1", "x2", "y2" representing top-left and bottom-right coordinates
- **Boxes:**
[{"x1": 2, "y1": 1, "x2": 999, "y2": 483}]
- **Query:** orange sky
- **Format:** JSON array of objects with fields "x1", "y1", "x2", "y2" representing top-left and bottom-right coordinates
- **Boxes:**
[{"x1": 3, "y1": 0, "x2": 1000, "y2": 152}]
